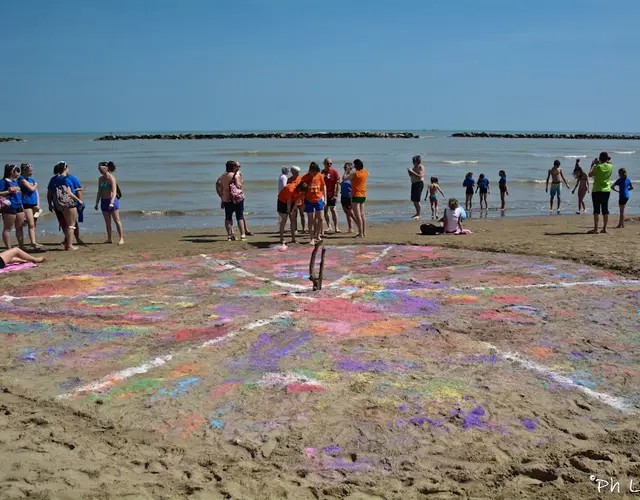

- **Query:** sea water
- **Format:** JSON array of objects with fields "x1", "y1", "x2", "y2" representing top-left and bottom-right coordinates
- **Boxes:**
[{"x1": 1, "y1": 131, "x2": 638, "y2": 234}]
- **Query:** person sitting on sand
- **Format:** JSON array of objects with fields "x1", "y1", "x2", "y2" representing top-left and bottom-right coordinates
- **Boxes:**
[
  {"x1": 425, "y1": 177, "x2": 445, "y2": 219},
  {"x1": 612, "y1": 168, "x2": 633, "y2": 229},
  {"x1": 0, "y1": 247, "x2": 45, "y2": 270},
  {"x1": 571, "y1": 159, "x2": 589, "y2": 214},
  {"x1": 475, "y1": 173, "x2": 490, "y2": 210},
  {"x1": 587, "y1": 152, "x2": 613, "y2": 234},
  {"x1": 301, "y1": 162, "x2": 326, "y2": 245},
  {"x1": 546, "y1": 160, "x2": 570, "y2": 214},
  {"x1": 95, "y1": 161, "x2": 124, "y2": 245},
  {"x1": 277, "y1": 182, "x2": 308, "y2": 245},
  {"x1": 1, "y1": 164, "x2": 25, "y2": 250},
  {"x1": 420, "y1": 198, "x2": 471, "y2": 235},
  {"x1": 498, "y1": 170, "x2": 508, "y2": 211},
  {"x1": 287, "y1": 166, "x2": 306, "y2": 233},
  {"x1": 463, "y1": 172, "x2": 475, "y2": 211}
]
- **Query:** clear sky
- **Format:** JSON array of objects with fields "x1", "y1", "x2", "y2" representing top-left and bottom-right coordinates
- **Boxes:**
[{"x1": 1, "y1": 0, "x2": 638, "y2": 133}]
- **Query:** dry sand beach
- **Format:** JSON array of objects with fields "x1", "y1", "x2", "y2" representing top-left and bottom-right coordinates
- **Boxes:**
[{"x1": 0, "y1": 215, "x2": 639, "y2": 500}]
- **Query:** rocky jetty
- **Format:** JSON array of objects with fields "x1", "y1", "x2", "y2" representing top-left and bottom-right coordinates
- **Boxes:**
[
  {"x1": 0, "y1": 137, "x2": 24, "y2": 143},
  {"x1": 452, "y1": 132, "x2": 640, "y2": 140},
  {"x1": 94, "y1": 132, "x2": 419, "y2": 141}
]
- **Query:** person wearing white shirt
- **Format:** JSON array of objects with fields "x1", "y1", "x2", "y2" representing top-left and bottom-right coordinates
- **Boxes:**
[{"x1": 278, "y1": 167, "x2": 290, "y2": 193}]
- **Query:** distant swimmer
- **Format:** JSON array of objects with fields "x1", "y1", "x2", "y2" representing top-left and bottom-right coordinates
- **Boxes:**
[{"x1": 545, "y1": 160, "x2": 570, "y2": 214}]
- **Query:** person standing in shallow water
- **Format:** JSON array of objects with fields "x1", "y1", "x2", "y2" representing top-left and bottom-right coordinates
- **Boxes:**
[
  {"x1": 587, "y1": 152, "x2": 613, "y2": 233},
  {"x1": 278, "y1": 167, "x2": 289, "y2": 193},
  {"x1": 322, "y1": 158, "x2": 341, "y2": 233},
  {"x1": 408, "y1": 155, "x2": 425, "y2": 219},
  {"x1": 571, "y1": 160, "x2": 589, "y2": 214},
  {"x1": 546, "y1": 160, "x2": 570, "y2": 214},
  {"x1": 95, "y1": 161, "x2": 124, "y2": 245},
  {"x1": 344, "y1": 158, "x2": 369, "y2": 238},
  {"x1": 216, "y1": 161, "x2": 248, "y2": 241}
]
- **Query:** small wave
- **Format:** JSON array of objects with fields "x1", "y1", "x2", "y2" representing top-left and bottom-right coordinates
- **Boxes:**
[
  {"x1": 442, "y1": 160, "x2": 479, "y2": 165},
  {"x1": 563, "y1": 155, "x2": 587, "y2": 159},
  {"x1": 613, "y1": 151, "x2": 636, "y2": 155},
  {"x1": 419, "y1": 135, "x2": 436, "y2": 139},
  {"x1": 518, "y1": 180, "x2": 547, "y2": 184}
]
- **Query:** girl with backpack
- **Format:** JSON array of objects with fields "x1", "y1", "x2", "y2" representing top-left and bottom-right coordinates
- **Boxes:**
[
  {"x1": 1, "y1": 164, "x2": 25, "y2": 250},
  {"x1": 48, "y1": 161, "x2": 82, "y2": 250}
]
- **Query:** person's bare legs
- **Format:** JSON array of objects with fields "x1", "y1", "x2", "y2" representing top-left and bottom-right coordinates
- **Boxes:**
[
  {"x1": 549, "y1": 195, "x2": 554, "y2": 214},
  {"x1": 289, "y1": 212, "x2": 297, "y2": 243},
  {"x1": 238, "y1": 218, "x2": 247, "y2": 239},
  {"x1": 588, "y1": 213, "x2": 599, "y2": 234},
  {"x1": 361, "y1": 202, "x2": 367, "y2": 237},
  {"x1": 111, "y1": 210, "x2": 124, "y2": 244},
  {"x1": 298, "y1": 206, "x2": 306, "y2": 233},
  {"x1": 314, "y1": 211, "x2": 323, "y2": 241},
  {"x1": 63, "y1": 207, "x2": 78, "y2": 250},
  {"x1": 601, "y1": 214, "x2": 608, "y2": 233},
  {"x1": 324, "y1": 208, "x2": 331, "y2": 233},
  {"x1": 225, "y1": 218, "x2": 234, "y2": 239},
  {"x1": 556, "y1": 195, "x2": 561, "y2": 213},
  {"x1": 307, "y1": 212, "x2": 315, "y2": 244},
  {"x1": 23, "y1": 208, "x2": 40, "y2": 248},
  {"x1": 412, "y1": 201, "x2": 421, "y2": 219},
  {"x1": 278, "y1": 213, "x2": 287, "y2": 244},
  {"x1": 2, "y1": 213, "x2": 16, "y2": 249},
  {"x1": 500, "y1": 191, "x2": 506, "y2": 211},
  {"x1": 616, "y1": 204, "x2": 625, "y2": 228},
  {"x1": 14, "y1": 212, "x2": 25, "y2": 250},
  {"x1": 0, "y1": 247, "x2": 45, "y2": 265},
  {"x1": 330, "y1": 206, "x2": 340, "y2": 232},
  {"x1": 74, "y1": 224, "x2": 84, "y2": 245},
  {"x1": 465, "y1": 194, "x2": 472, "y2": 212},
  {"x1": 352, "y1": 203, "x2": 363, "y2": 237},
  {"x1": 102, "y1": 211, "x2": 113, "y2": 243}
]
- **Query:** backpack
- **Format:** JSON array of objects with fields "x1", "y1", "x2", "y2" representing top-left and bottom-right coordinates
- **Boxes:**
[
  {"x1": 53, "y1": 182, "x2": 75, "y2": 211},
  {"x1": 230, "y1": 174, "x2": 244, "y2": 204},
  {"x1": 116, "y1": 184, "x2": 122, "y2": 200},
  {"x1": 0, "y1": 180, "x2": 11, "y2": 211}
]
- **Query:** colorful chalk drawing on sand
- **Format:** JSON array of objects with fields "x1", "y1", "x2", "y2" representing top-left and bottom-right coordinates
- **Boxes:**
[{"x1": 1, "y1": 245, "x2": 639, "y2": 474}]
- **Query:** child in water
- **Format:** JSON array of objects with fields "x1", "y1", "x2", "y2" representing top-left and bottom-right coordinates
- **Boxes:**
[
  {"x1": 425, "y1": 177, "x2": 445, "y2": 219},
  {"x1": 498, "y1": 170, "x2": 508, "y2": 210},
  {"x1": 612, "y1": 168, "x2": 633, "y2": 228},
  {"x1": 571, "y1": 159, "x2": 589, "y2": 214},
  {"x1": 462, "y1": 172, "x2": 475, "y2": 211},
  {"x1": 475, "y1": 173, "x2": 490, "y2": 210}
]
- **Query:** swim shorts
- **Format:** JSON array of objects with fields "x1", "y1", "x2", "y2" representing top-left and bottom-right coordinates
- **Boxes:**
[
  {"x1": 429, "y1": 195, "x2": 438, "y2": 202},
  {"x1": 341, "y1": 197, "x2": 352, "y2": 210},
  {"x1": 101, "y1": 198, "x2": 120, "y2": 212},
  {"x1": 325, "y1": 197, "x2": 337, "y2": 208},
  {"x1": 304, "y1": 199, "x2": 325, "y2": 213},
  {"x1": 352, "y1": 196, "x2": 366, "y2": 204},
  {"x1": 549, "y1": 184, "x2": 562, "y2": 197},
  {"x1": 277, "y1": 200, "x2": 289, "y2": 214},
  {"x1": 224, "y1": 201, "x2": 244, "y2": 221},
  {"x1": 411, "y1": 181, "x2": 424, "y2": 202},
  {"x1": 619, "y1": 197, "x2": 629, "y2": 206}
]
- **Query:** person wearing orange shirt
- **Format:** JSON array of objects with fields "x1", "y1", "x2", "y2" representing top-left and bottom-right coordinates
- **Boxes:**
[
  {"x1": 287, "y1": 166, "x2": 305, "y2": 233},
  {"x1": 277, "y1": 181, "x2": 308, "y2": 245},
  {"x1": 344, "y1": 158, "x2": 369, "y2": 238},
  {"x1": 300, "y1": 162, "x2": 327, "y2": 245}
]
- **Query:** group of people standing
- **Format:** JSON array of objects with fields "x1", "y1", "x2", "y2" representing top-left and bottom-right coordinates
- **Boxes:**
[
  {"x1": 272, "y1": 158, "x2": 369, "y2": 246},
  {"x1": 0, "y1": 161, "x2": 124, "y2": 256},
  {"x1": 547, "y1": 153, "x2": 634, "y2": 232}
]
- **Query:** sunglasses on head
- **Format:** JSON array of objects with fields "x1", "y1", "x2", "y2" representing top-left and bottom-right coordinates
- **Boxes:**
[
  {"x1": 21, "y1": 163, "x2": 31, "y2": 169},
  {"x1": 99, "y1": 161, "x2": 108, "y2": 167},
  {"x1": 56, "y1": 161, "x2": 67, "y2": 168}
]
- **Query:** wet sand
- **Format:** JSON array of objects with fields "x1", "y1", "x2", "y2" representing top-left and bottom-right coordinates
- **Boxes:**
[{"x1": 0, "y1": 215, "x2": 638, "y2": 500}]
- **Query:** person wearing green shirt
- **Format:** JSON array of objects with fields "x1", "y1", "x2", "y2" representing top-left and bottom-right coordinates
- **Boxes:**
[{"x1": 587, "y1": 151, "x2": 613, "y2": 234}]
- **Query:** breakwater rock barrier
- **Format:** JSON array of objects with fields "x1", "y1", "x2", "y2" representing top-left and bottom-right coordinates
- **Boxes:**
[
  {"x1": 452, "y1": 132, "x2": 640, "y2": 140},
  {"x1": 95, "y1": 132, "x2": 419, "y2": 141},
  {"x1": 0, "y1": 137, "x2": 24, "y2": 143}
]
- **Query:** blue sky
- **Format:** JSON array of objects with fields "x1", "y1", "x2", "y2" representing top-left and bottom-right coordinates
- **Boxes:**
[{"x1": 1, "y1": 0, "x2": 638, "y2": 133}]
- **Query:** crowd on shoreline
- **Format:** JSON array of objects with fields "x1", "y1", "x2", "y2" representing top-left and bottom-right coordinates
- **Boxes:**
[{"x1": 0, "y1": 151, "x2": 635, "y2": 270}]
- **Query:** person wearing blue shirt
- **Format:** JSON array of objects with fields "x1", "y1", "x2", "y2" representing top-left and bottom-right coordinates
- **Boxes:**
[
  {"x1": 17, "y1": 163, "x2": 42, "y2": 249},
  {"x1": 1, "y1": 163, "x2": 25, "y2": 249},
  {"x1": 498, "y1": 170, "x2": 509, "y2": 211},
  {"x1": 612, "y1": 168, "x2": 634, "y2": 229},
  {"x1": 475, "y1": 173, "x2": 490, "y2": 211},
  {"x1": 462, "y1": 172, "x2": 475, "y2": 211},
  {"x1": 340, "y1": 162, "x2": 355, "y2": 233},
  {"x1": 66, "y1": 169, "x2": 85, "y2": 244},
  {"x1": 47, "y1": 161, "x2": 82, "y2": 250}
]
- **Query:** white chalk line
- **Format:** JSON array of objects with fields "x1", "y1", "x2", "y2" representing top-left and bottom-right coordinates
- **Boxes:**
[
  {"x1": 57, "y1": 311, "x2": 293, "y2": 399},
  {"x1": 484, "y1": 343, "x2": 635, "y2": 414}
]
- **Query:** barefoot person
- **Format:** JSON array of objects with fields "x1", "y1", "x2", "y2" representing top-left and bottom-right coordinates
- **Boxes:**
[
  {"x1": 278, "y1": 167, "x2": 289, "y2": 193},
  {"x1": 408, "y1": 155, "x2": 425, "y2": 219},
  {"x1": 95, "y1": 161, "x2": 124, "y2": 245},
  {"x1": 425, "y1": 177, "x2": 445, "y2": 219},
  {"x1": 546, "y1": 160, "x2": 570, "y2": 214},
  {"x1": 475, "y1": 173, "x2": 490, "y2": 210},
  {"x1": 587, "y1": 152, "x2": 613, "y2": 234},
  {"x1": 498, "y1": 170, "x2": 508, "y2": 211},
  {"x1": 216, "y1": 161, "x2": 248, "y2": 241},
  {"x1": 66, "y1": 164, "x2": 85, "y2": 245},
  {"x1": 17, "y1": 163, "x2": 42, "y2": 250},
  {"x1": 322, "y1": 158, "x2": 341, "y2": 233},
  {"x1": 301, "y1": 162, "x2": 326, "y2": 245},
  {"x1": 1, "y1": 164, "x2": 25, "y2": 250},
  {"x1": 463, "y1": 172, "x2": 475, "y2": 211},
  {"x1": 571, "y1": 160, "x2": 589, "y2": 214},
  {"x1": 49, "y1": 161, "x2": 82, "y2": 250},
  {"x1": 345, "y1": 158, "x2": 369, "y2": 238},
  {"x1": 277, "y1": 182, "x2": 308, "y2": 245},
  {"x1": 341, "y1": 162, "x2": 356, "y2": 233},
  {"x1": 0, "y1": 247, "x2": 45, "y2": 269},
  {"x1": 287, "y1": 166, "x2": 306, "y2": 233},
  {"x1": 612, "y1": 168, "x2": 633, "y2": 229}
]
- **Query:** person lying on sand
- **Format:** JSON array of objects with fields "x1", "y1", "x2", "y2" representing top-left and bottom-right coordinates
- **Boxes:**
[{"x1": 0, "y1": 247, "x2": 45, "y2": 269}]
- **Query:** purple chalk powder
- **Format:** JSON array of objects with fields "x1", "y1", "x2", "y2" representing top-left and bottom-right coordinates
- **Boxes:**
[
  {"x1": 336, "y1": 358, "x2": 387, "y2": 372},
  {"x1": 520, "y1": 418, "x2": 537, "y2": 431},
  {"x1": 453, "y1": 406, "x2": 487, "y2": 429},
  {"x1": 398, "y1": 404, "x2": 408, "y2": 412},
  {"x1": 323, "y1": 445, "x2": 342, "y2": 454}
]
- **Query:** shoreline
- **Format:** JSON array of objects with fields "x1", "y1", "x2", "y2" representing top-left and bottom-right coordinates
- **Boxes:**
[
  {"x1": 94, "y1": 132, "x2": 419, "y2": 141},
  {"x1": 452, "y1": 132, "x2": 640, "y2": 140}
]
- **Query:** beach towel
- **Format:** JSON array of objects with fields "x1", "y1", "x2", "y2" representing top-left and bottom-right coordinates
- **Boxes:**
[{"x1": 0, "y1": 262, "x2": 37, "y2": 273}]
